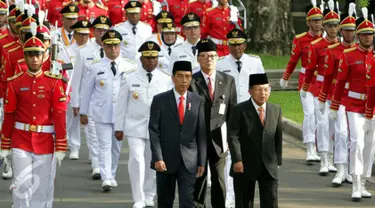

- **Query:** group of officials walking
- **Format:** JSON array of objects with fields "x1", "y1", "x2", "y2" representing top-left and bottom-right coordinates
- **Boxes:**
[{"x1": 0, "y1": 0, "x2": 285, "y2": 208}]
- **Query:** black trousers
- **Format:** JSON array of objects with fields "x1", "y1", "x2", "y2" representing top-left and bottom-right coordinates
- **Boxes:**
[
  {"x1": 157, "y1": 161, "x2": 196, "y2": 208},
  {"x1": 194, "y1": 144, "x2": 226, "y2": 208},
  {"x1": 233, "y1": 168, "x2": 278, "y2": 208}
]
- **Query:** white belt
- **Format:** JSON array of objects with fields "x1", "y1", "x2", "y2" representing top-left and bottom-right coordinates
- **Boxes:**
[
  {"x1": 316, "y1": 74, "x2": 324, "y2": 82},
  {"x1": 348, "y1": 91, "x2": 366, "y2": 100},
  {"x1": 345, "y1": 82, "x2": 349, "y2": 89},
  {"x1": 14, "y1": 122, "x2": 54, "y2": 133},
  {"x1": 300, "y1": 67, "x2": 306, "y2": 74},
  {"x1": 210, "y1": 37, "x2": 227, "y2": 45}
]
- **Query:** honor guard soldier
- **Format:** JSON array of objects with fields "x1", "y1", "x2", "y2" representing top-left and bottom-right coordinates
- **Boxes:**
[
  {"x1": 0, "y1": 0, "x2": 9, "y2": 37},
  {"x1": 70, "y1": 15, "x2": 113, "y2": 178},
  {"x1": 46, "y1": 0, "x2": 73, "y2": 28},
  {"x1": 216, "y1": 28, "x2": 265, "y2": 208},
  {"x1": 169, "y1": 12, "x2": 201, "y2": 74},
  {"x1": 150, "y1": 22, "x2": 184, "y2": 74},
  {"x1": 0, "y1": 5, "x2": 19, "y2": 61},
  {"x1": 114, "y1": 41, "x2": 171, "y2": 208},
  {"x1": 165, "y1": 0, "x2": 188, "y2": 32},
  {"x1": 103, "y1": 0, "x2": 127, "y2": 25},
  {"x1": 301, "y1": 0, "x2": 339, "y2": 175},
  {"x1": 58, "y1": 20, "x2": 91, "y2": 160},
  {"x1": 188, "y1": 0, "x2": 212, "y2": 22},
  {"x1": 139, "y1": 0, "x2": 156, "y2": 32},
  {"x1": 78, "y1": 0, "x2": 108, "y2": 23},
  {"x1": 114, "y1": 0, "x2": 152, "y2": 60},
  {"x1": 150, "y1": 10, "x2": 174, "y2": 44},
  {"x1": 201, "y1": 0, "x2": 242, "y2": 57},
  {"x1": 80, "y1": 30, "x2": 137, "y2": 192},
  {"x1": 56, "y1": 3, "x2": 79, "y2": 47},
  {"x1": 330, "y1": 7, "x2": 374, "y2": 201},
  {"x1": 280, "y1": 0, "x2": 323, "y2": 163},
  {"x1": 0, "y1": 31, "x2": 67, "y2": 208},
  {"x1": 318, "y1": 3, "x2": 357, "y2": 186}
]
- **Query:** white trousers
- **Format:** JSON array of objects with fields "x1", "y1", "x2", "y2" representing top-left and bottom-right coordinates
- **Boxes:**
[
  {"x1": 314, "y1": 98, "x2": 330, "y2": 152},
  {"x1": 224, "y1": 153, "x2": 234, "y2": 202},
  {"x1": 85, "y1": 116, "x2": 99, "y2": 169},
  {"x1": 67, "y1": 104, "x2": 81, "y2": 152},
  {"x1": 11, "y1": 148, "x2": 54, "y2": 208},
  {"x1": 347, "y1": 112, "x2": 375, "y2": 177},
  {"x1": 95, "y1": 122, "x2": 122, "y2": 181},
  {"x1": 300, "y1": 91, "x2": 316, "y2": 144},
  {"x1": 333, "y1": 105, "x2": 348, "y2": 164},
  {"x1": 127, "y1": 137, "x2": 156, "y2": 202}
]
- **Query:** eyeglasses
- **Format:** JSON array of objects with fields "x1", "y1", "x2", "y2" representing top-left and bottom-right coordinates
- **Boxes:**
[
  {"x1": 175, "y1": 74, "x2": 192, "y2": 80},
  {"x1": 198, "y1": 54, "x2": 218, "y2": 60}
]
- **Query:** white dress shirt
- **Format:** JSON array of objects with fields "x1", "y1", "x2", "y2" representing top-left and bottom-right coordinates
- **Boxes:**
[
  {"x1": 173, "y1": 88, "x2": 187, "y2": 115},
  {"x1": 251, "y1": 98, "x2": 266, "y2": 118},
  {"x1": 201, "y1": 70, "x2": 216, "y2": 92}
]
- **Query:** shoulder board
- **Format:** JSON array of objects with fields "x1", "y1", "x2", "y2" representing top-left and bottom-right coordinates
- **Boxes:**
[
  {"x1": 96, "y1": 2, "x2": 108, "y2": 10},
  {"x1": 344, "y1": 47, "x2": 357, "y2": 53},
  {"x1": 44, "y1": 71, "x2": 62, "y2": 79},
  {"x1": 3, "y1": 41, "x2": 15, "y2": 49},
  {"x1": 217, "y1": 56, "x2": 225, "y2": 61},
  {"x1": 174, "y1": 43, "x2": 183, "y2": 48},
  {"x1": 78, "y1": 44, "x2": 87, "y2": 49},
  {"x1": 0, "y1": 33, "x2": 8, "y2": 40},
  {"x1": 8, "y1": 45, "x2": 21, "y2": 53},
  {"x1": 17, "y1": 59, "x2": 25, "y2": 63},
  {"x1": 125, "y1": 68, "x2": 137, "y2": 74},
  {"x1": 206, "y1": 7, "x2": 215, "y2": 12},
  {"x1": 311, "y1": 37, "x2": 322, "y2": 45},
  {"x1": 328, "y1": 42, "x2": 340, "y2": 49},
  {"x1": 122, "y1": 57, "x2": 136, "y2": 64},
  {"x1": 91, "y1": 59, "x2": 101, "y2": 64},
  {"x1": 295, "y1": 32, "x2": 307, "y2": 39},
  {"x1": 248, "y1": 53, "x2": 260, "y2": 58},
  {"x1": 114, "y1": 22, "x2": 124, "y2": 28},
  {"x1": 7, "y1": 72, "x2": 23, "y2": 81},
  {"x1": 189, "y1": 0, "x2": 198, "y2": 3}
]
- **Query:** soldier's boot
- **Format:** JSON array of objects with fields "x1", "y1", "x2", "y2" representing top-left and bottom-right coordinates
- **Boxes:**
[
  {"x1": 351, "y1": 174, "x2": 361, "y2": 202},
  {"x1": 361, "y1": 178, "x2": 372, "y2": 198},
  {"x1": 331, "y1": 164, "x2": 344, "y2": 187},
  {"x1": 319, "y1": 152, "x2": 329, "y2": 176}
]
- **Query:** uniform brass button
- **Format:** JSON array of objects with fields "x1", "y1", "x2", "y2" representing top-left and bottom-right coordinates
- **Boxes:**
[
  {"x1": 33, "y1": 104, "x2": 36, "y2": 107},
  {"x1": 33, "y1": 117, "x2": 36, "y2": 120},
  {"x1": 33, "y1": 92, "x2": 36, "y2": 94}
]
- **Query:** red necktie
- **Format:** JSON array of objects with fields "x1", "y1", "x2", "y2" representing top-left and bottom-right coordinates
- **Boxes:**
[
  {"x1": 258, "y1": 107, "x2": 265, "y2": 126},
  {"x1": 178, "y1": 96, "x2": 185, "y2": 124},
  {"x1": 207, "y1": 76, "x2": 214, "y2": 100}
]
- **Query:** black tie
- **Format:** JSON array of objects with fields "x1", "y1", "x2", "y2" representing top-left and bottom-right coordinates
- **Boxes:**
[
  {"x1": 111, "y1": 61, "x2": 116, "y2": 76},
  {"x1": 192, "y1": 46, "x2": 196, "y2": 56},
  {"x1": 100, "y1": 48, "x2": 104, "y2": 58},
  {"x1": 147, "y1": 72, "x2": 152, "y2": 83},
  {"x1": 236, "y1": 61, "x2": 242, "y2": 72},
  {"x1": 168, "y1": 47, "x2": 172, "y2": 56},
  {"x1": 132, "y1": 26, "x2": 137, "y2": 35},
  {"x1": 68, "y1": 33, "x2": 72, "y2": 40}
]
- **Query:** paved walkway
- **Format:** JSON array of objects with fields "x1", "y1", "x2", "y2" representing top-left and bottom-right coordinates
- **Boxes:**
[{"x1": 0, "y1": 133, "x2": 374, "y2": 208}]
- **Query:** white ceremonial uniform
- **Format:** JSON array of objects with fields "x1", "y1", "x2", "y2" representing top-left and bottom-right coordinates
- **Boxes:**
[
  {"x1": 217, "y1": 53, "x2": 265, "y2": 206},
  {"x1": 148, "y1": 34, "x2": 184, "y2": 75},
  {"x1": 56, "y1": 27, "x2": 75, "y2": 46},
  {"x1": 80, "y1": 56, "x2": 137, "y2": 182},
  {"x1": 169, "y1": 40, "x2": 200, "y2": 74},
  {"x1": 114, "y1": 66, "x2": 172, "y2": 204},
  {"x1": 70, "y1": 40, "x2": 104, "y2": 171},
  {"x1": 114, "y1": 21, "x2": 152, "y2": 61}
]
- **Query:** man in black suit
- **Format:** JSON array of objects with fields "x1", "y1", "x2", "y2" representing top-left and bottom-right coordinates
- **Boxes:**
[
  {"x1": 228, "y1": 73, "x2": 283, "y2": 208},
  {"x1": 189, "y1": 39, "x2": 237, "y2": 208},
  {"x1": 149, "y1": 61, "x2": 207, "y2": 208}
]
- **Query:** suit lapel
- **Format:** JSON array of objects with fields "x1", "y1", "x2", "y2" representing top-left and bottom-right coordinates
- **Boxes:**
[
  {"x1": 183, "y1": 91, "x2": 193, "y2": 125},
  {"x1": 246, "y1": 99, "x2": 263, "y2": 126},
  {"x1": 194, "y1": 72, "x2": 211, "y2": 102},
  {"x1": 214, "y1": 72, "x2": 225, "y2": 102},
  {"x1": 264, "y1": 102, "x2": 272, "y2": 129},
  {"x1": 168, "y1": 90, "x2": 180, "y2": 124}
]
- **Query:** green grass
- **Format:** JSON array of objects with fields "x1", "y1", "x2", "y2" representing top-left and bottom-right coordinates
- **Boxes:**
[
  {"x1": 246, "y1": 51, "x2": 300, "y2": 70},
  {"x1": 268, "y1": 91, "x2": 303, "y2": 124}
]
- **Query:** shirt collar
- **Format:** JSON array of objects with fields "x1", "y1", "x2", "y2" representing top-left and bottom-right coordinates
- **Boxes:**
[
  {"x1": 251, "y1": 98, "x2": 266, "y2": 112},
  {"x1": 105, "y1": 56, "x2": 121, "y2": 66},
  {"x1": 173, "y1": 88, "x2": 187, "y2": 101},
  {"x1": 201, "y1": 70, "x2": 216, "y2": 82},
  {"x1": 229, "y1": 54, "x2": 244, "y2": 63},
  {"x1": 185, "y1": 39, "x2": 200, "y2": 47},
  {"x1": 139, "y1": 66, "x2": 155, "y2": 77}
]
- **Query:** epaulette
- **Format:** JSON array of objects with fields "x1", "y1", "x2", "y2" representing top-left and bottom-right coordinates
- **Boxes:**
[
  {"x1": 248, "y1": 53, "x2": 260, "y2": 59},
  {"x1": 125, "y1": 68, "x2": 137, "y2": 74},
  {"x1": 217, "y1": 56, "x2": 225, "y2": 60},
  {"x1": 344, "y1": 47, "x2": 356, "y2": 53},
  {"x1": 8, "y1": 45, "x2": 21, "y2": 53},
  {"x1": 206, "y1": 7, "x2": 215, "y2": 12},
  {"x1": 3, "y1": 41, "x2": 15, "y2": 49},
  {"x1": 158, "y1": 68, "x2": 170, "y2": 76},
  {"x1": 189, "y1": 0, "x2": 198, "y2": 3},
  {"x1": 174, "y1": 43, "x2": 183, "y2": 48},
  {"x1": 311, "y1": 37, "x2": 322, "y2": 45},
  {"x1": 44, "y1": 71, "x2": 62, "y2": 79},
  {"x1": 7, "y1": 71, "x2": 23, "y2": 81},
  {"x1": 78, "y1": 44, "x2": 87, "y2": 49},
  {"x1": 96, "y1": 2, "x2": 108, "y2": 10},
  {"x1": 328, "y1": 42, "x2": 340, "y2": 49},
  {"x1": 91, "y1": 59, "x2": 101, "y2": 64},
  {"x1": 122, "y1": 57, "x2": 136, "y2": 64},
  {"x1": 0, "y1": 33, "x2": 8, "y2": 40},
  {"x1": 295, "y1": 32, "x2": 307, "y2": 39},
  {"x1": 114, "y1": 22, "x2": 124, "y2": 28},
  {"x1": 17, "y1": 59, "x2": 24, "y2": 63}
]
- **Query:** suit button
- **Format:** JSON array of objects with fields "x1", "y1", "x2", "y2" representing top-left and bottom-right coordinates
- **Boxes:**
[
  {"x1": 180, "y1": 144, "x2": 183, "y2": 147},
  {"x1": 181, "y1": 133, "x2": 183, "y2": 135}
]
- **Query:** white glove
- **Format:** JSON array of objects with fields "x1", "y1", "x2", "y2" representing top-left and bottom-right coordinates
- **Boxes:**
[
  {"x1": 229, "y1": 5, "x2": 239, "y2": 22},
  {"x1": 319, "y1": 101, "x2": 326, "y2": 115},
  {"x1": 300, "y1": 89, "x2": 307, "y2": 98},
  {"x1": 55, "y1": 152, "x2": 66, "y2": 167},
  {"x1": 328, "y1": 109, "x2": 338, "y2": 120},
  {"x1": 279, "y1": 79, "x2": 288, "y2": 89},
  {"x1": 363, "y1": 119, "x2": 373, "y2": 134},
  {"x1": 0, "y1": 149, "x2": 9, "y2": 158}
]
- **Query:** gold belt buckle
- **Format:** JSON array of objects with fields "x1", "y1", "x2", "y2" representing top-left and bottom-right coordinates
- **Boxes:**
[
  {"x1": 29, "y1": 125, "x2": 37, "y2": 132},
  {"x1": 223, "y1": 40, "x2": 227, "y2": 45}
]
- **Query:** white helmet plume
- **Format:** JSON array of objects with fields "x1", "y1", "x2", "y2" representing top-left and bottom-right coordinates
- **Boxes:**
[{"x1": 362, "y1": 7, "x2": 368, "y2": 20}]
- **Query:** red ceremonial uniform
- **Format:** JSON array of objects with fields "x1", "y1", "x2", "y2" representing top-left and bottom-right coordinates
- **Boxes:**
[
  {"x1": 1, "y1": 70, "x2": 67, "y2": 154},
  {"x1": 330, "y1": 45, "x2": 373, "y2": 113},
  {"x1": 188, "y1": 0, "x2": 212, "y2": 23},
  {"x1": 78, "y1": 1, "x2": 108, "y2": 22},
  {"x1": 282, "y1": 32, "x2": 322, "y2": 90},
  {"x1": 0, "y1": 27, "x2": 8, "y2": 37},
  {"x1": 140, "y1": 0, "x2": 155, "y2": 31},
  {"x1": 302, "y1": 37, "x2": 339, "y2": 97},
  {"x1": 103, "y1": 0, "x2": 127, "y2": 25},
  {"x1": 201, "y1": 6, "x2": 242, "y2": 57},
  {"x1": 0, "y1": 32, "x2": 18, "y2": 66},
  {"x1": 1, "y1": 43, "x2": 23, "y2": 98},
  {"x1": 166, "y1": 0, "x2": 188, "y2": 29},
  {"x1": 318, "y1": 42, "x2": 356, "y2": 102},
  {"x1": 365, "y1": 55, "x2": 375, "y2": 118},
  {"x1": 46, "y1": 0, "x2": 72, "y2": 28}
]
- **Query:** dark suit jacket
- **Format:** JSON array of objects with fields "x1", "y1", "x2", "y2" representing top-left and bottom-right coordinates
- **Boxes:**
[
  {"x1": 228, "y1": 99, "x2": 283, "y2": 180},
  {"x1": 189, "y1": 71, "x2": 237, "y2": 158},
  {"x1": 149, "y1": 90, "x2": 207, "y2": 174}
]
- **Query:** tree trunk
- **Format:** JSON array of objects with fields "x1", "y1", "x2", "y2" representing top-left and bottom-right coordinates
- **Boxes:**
[{"x1": 242, "y1": 0, "x2": 294, "y2": 55}]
